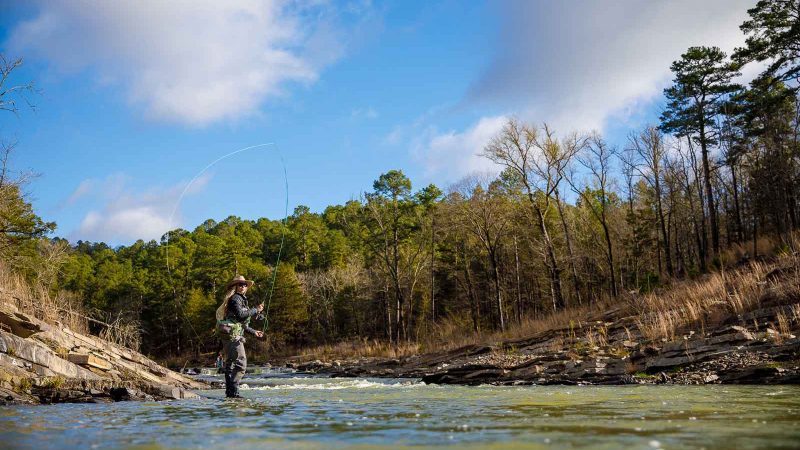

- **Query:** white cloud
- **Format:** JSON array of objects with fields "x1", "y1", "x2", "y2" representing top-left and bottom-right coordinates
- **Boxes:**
[
  {"x1": 412, "y1": 115, "x2": 507, "y2": 181},
  {"x1": 414, "y1": 1, "x2": 759, "y2": 182},
  {"x1": 63, "y1": 179, "x2": 94, "y2": 206},
  {"x1": 469, "y1": 0, "x2": 757, "y2": 133},
  {"x1": 351, "y1": 107, "x2": 379, "y2": 120},
  {"x1": 8, "y1": 1, "x2": 364, "y2": 126},
  {"x1": 69, "y1": 172, "x2": 212, "y2": 243},
  {"x1": 383, "y1": 126, "x2": 403, "y2": 146},
  {"x1": 78, "y1": 207, "x2": 172, "y2": 244}
]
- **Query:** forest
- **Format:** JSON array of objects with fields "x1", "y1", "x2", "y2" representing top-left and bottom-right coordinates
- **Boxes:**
[{"x1": 3, "y1": 0, "x2": 800, "y2": 359}]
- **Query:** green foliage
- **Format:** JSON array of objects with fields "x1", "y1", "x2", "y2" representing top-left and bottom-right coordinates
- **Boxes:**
[
  {"x1": 42, "y1": 376, "x2": 65, "y2": 389},
  {"x1": 15, "y1": 377, "x2": 32, "y2": 392},
  {"x1": 735, "y1": 0, "x2": 800, "y2": 84},
  {"x1": 0, "y1": 182, "x2": 55, "y2": 262},
  {"x1": 185, "y1": 288, "x2": 216, "y2": 336},
  {"x1": 373, "y1": 169, "x2": 411, "y2": 200},
  {"x1": 287, "y1": 205, "x2": 327, "y2": 271},
  {"x1": 633, "y1": 372, "x2": 657, "y2": 379},
  {"x1": 660, "y1": 46, "x2": 740, "y2": 143},
  {"x1": 266, "y1": 264, "x2": 309, "y2": 344},
  {"x1": 638, "y1": 272, "x2": 660, "y2": 293}
]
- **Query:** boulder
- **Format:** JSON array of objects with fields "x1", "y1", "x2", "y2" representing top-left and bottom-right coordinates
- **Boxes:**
[
  {"x1": 180, "y1": 389, "x2": 200, "y2": 399},
  {"x1": 109, "y1": 387, "x2": 151, "y2": 401},
  {"x1": 0, "y1": 303, "x2": 50, "y2": 338},
  {"x1": 718, "y1": 366, "x2": 783, "y2": 383},
  {"x1": 156, "y1": 384, "x2": 182, "y2": 399},
  {"x1": 419, "y1": 363, "x2": 508, "y2": 385},
  {"x1": 0, "y1": 386, "x2": 33, "y2": 405},
  {"x1": 600, "y1": 358, "x2": 629, "y2": 376},
  {"x1": 33, "y1": 387, "x2": 93, "y2": 404}
]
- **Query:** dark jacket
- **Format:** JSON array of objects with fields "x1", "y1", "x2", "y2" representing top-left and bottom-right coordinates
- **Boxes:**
[{"x1": 225, "y1": 293, "x2": 259, "y2": 336}]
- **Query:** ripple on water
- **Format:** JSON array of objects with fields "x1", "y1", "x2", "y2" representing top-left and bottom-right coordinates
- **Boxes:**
[{"x1": 1, "y1": 376, "x2": 800, "y2": 449}]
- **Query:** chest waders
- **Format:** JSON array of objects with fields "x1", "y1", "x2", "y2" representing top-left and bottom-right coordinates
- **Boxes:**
[{"x1": 216, "y1": 296, "x2": 253, "y2": 398}]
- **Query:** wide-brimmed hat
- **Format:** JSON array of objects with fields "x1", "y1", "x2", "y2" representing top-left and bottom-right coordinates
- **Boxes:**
[{"x1": 227, "y1": 275, "x2": 255, "y2": 289}]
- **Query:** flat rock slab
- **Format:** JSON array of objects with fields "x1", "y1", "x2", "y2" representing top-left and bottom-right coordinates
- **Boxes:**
[
  {"x1": 67, "y1": 353, "x2": 112, "y2": 371},
  {"x1": 0, "y1": 331, "x2": 101, "y2": 380},
  {"x1": 0, "y1": 303, "x2": 50, "y2": 338}
]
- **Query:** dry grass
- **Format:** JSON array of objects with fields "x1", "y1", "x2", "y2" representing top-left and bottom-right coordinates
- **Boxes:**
[
  {"x1": 717, "y1": 229, "x2": 800, "y2": 268},
  {"x1": 414, "y1": 300, "x2": 613, "y2": 355},
  {"x1": 297, "y1": 338, "x2": 420, "y2": 360},
  {"x1": 98, "y1": 314, "x2": 142, "y2": 352},
  {"x1": 775, "y1": 311, "x2": 793, "y2": 338},
  {"x1": 633, "y1": 257, "x2": 800, "y2": 342},
  {"x1": 417, "y1": 317, "x2": 482, "y2": 352},
  {"x1": 503, "y1": 303, "x2": 603, "y2": 340},
  {"x1": 1, "y1": 260, "x2": 143, "y2": 350},
  {"x1": 719, "y1": 235, "x2": 782, "y2": 267},
  {"x1": 585, "y1": 324, "x2": 608, "y2": 350},
  {"x1": 0, "y1": 260, "x2": 89, "y2": 334},
  {"x1": 791, "y1": 304, "x2": 800, "y2": 323}
]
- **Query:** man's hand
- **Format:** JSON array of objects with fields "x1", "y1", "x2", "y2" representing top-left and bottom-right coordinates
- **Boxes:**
[{"x1": 255, "y1": 330, "x2": 264, "y2": 338}]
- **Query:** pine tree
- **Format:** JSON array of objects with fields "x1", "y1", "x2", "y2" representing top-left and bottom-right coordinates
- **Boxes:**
[{"x1": 660, "y1": 46, "x2": 740, "y2": 257}]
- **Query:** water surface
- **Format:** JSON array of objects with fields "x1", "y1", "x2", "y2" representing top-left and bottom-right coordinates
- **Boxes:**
[{"x1": 2, "y1": 367, "x2": 799, "y2": 449}]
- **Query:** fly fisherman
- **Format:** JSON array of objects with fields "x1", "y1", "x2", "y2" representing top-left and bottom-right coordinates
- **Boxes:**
[{"x1": 216, "y1": 275, "x2": 264, "y2": 398}]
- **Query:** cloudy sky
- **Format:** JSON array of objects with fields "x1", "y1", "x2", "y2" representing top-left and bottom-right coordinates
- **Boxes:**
[{"x1": 0, "y1": 0, "x2": 757, "y2": 245}]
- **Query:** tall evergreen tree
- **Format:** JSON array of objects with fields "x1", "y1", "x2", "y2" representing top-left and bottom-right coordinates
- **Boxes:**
[
  {"x1": 660, "y1": 46, "x2": 740, "y2": 257},
  {"x1": 735, "y1": 0, "x2": 800, "y2": 87}
]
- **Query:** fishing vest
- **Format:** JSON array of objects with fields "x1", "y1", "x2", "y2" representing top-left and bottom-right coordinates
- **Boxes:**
[
  {"x1": 217, "y1": 317, "x2": 250, "y2": 341},
  {"x1": 216, "y1": 294, "x2": 251, "y2": 341}
]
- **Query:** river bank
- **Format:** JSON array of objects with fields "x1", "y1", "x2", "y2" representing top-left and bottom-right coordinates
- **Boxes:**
[
  {"x1": 281, "y1": 259, "x2": 800, "y2": 386},
  {"x1": 0, "y1": 298, "x2": 206, "y2": 405}
]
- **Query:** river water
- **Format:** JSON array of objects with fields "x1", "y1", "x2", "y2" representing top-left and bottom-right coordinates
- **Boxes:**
[{"x1": 2, "y1": 367, "x2": 799, "y2": 449}]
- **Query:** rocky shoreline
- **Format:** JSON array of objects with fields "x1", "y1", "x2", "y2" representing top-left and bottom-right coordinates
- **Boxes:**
[
  {"x1": 286, "y1": 325, "x2": 800, "y2": 386},
  {"x1": 283, "y1": 289, "x2": 800, "y2": 387},
  {"x1": 0, "y1": 299, "x2": 206, "y2": 405}
]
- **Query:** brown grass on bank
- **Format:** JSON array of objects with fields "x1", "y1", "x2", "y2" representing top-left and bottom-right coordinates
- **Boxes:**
[
  {"x1": 296, "y1": 338, "x2": 420, "y2": 360},
  {"x1": 98, "y1": 314, "x2": 142, "y2": 352},
  {"x1": 479, "y1": 240, "x2": 799, "y2": 351},
  {"x1": 0, "y1": 260, "x2": 89, "y2": 335},
  {"x1": 0, "y1": 260, "x2": 143, "y2": 350},
  {"x1": 632, "y1": 260, "x2": 773, "y2": 342},
  {"x1": 718, "y1": 234, "x2": 785, "y2": 267},
  {"x1": 417, "y1": 301, "x2": 611, "y2": 354}
]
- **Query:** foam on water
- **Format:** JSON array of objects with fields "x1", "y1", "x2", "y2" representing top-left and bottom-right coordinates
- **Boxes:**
[{"x1": 244, "y1": 378, "x2": 422, "y2": 391}]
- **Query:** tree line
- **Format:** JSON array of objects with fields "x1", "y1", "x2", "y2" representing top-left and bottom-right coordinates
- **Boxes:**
[{"x1": 4, "y1": 1, "x2": 800, "y2": 357}]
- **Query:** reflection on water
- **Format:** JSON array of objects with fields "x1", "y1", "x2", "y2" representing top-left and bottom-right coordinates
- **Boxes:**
[{"x1": 2, "y1": 367, "x2": 799, "y2": 449}]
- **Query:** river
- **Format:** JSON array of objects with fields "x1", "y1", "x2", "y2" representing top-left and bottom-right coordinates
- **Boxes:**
[{"x1": 2, "y1": 367, "x2": 799, "y2": 449}]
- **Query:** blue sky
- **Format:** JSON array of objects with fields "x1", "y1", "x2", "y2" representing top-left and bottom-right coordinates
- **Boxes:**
[{"x1": 0, "y1": 0, "x2": 757, "y2": 245}]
